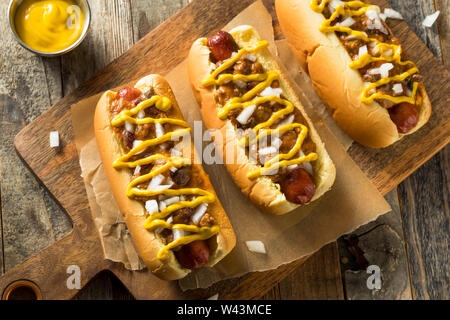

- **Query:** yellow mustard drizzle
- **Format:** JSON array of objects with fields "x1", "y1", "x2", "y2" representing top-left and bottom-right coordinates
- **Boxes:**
[
  {"x1": 111, "y1": 95, "x2": 219, "y2": 261},
  {"x1": 202, "y1": 41, "x2": 318, "y2": 179},
  {"x1": 310, "y1": 0, "x2": 420, "y2": 104}
]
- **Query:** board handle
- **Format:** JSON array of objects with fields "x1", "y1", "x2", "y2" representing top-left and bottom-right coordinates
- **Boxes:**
[{"x1": 0, "y1": 228, "x2": 106, "y2": 300}]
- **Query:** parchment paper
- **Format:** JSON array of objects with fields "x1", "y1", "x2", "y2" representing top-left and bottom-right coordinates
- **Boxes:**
[{"x1": 71, "y1": 1, "x2": 390, "y2": 289}]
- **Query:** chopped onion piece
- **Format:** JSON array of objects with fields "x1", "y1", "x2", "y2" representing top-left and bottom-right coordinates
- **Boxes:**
[
  {"x1": 329, "y1": 0, "x2": 345, "y2": 13},
  {"x1": 271, "y1": 137, "x2": 282, "y2": 149},
  {"x1": 166, "y1": 216, "x2": 173, "y2": 224},
  {"x1": 49, "y1": 131, "x2": 59, "y2": 148},
  {"x1": 164, "y1": 196, "x2": 180, "y2": 206},
  {"x1": 382, "y1": 49, "x2": 393, "y2": 57},
  {"x1": 299, "y1": 151, "x2": 314, "y2": 176},
  {"x1": 260, "y1": 87, "x2": 283, "y2": 98},
  {"x1": 145, "y1": 200, "x2": 158, "y2": 215},
  {"x1": 384, "y1": 8, "x2": 403, "y2": 20},
  {"x1": 149, "y1": 174, "x2": 165, "y2": 188},
  {"x1": 137, "y1": 109, "x2": 146, "y2": 119},
  {"x1": 245, "y1": 240, "x2": 266, "y2": 254},
  {"x1": 155, "y1": 122, "x2": 164, "y2": 138},
  {"x1": 245, "y1": 53, "x2": 257, "y2": 62},
  {"x1": 358, "y1": 45, "x2": 368, "y2": 57},
  {"x1": 133, "y1": 165, "x2": 141, "y2": 175},
  {"x1": 365, "y1": 9, "x2": 379, "y2": 20},
  {"x1": 159, "y1": 201, "x2": 167, "y2": 210},
  {"x1": 337, "y1": 16, "x2": 356, "y2": 28},
  {"x1": 173, "y1": 229, "x2": 186, "y2": 241},
  {"x1": 276, "y1": 114, "x2": 295, "y2": 129},
  {"x1": 171, "y1": 149, "x2": 182, "y2": 157},
  {"x1": 169, "y1": 166, "x2": 178, "y2": 173},
  {"x1": 392, "y1": 83, "x2": 403, "y2": 94},
  {"x1": 236, "y1": 104, "x2": 257, "y2": 124},
  {"x1": 379, "y1": 13, "x2": 386, "y2": 21},
  {"x1": 132, "y1": 140, "x2": 143, "y2": 150},
  {"x1": 288, "y1": 164, "x2": 298, "y2": 171},
  {"x1": 125, "y1": 121, "x2": 135, "y2": 133},
  {"x1": 191, "y1": 203, "x2": 208, "y2": 224},
  {"x1": 379, "y1": 63, "x2": 394, "y2": 78},
  {"x1": 179, "y1": 195, "x2": 185, "y2": 201},
  {"x1": 422, "y1": 11, "x2": 440, "y2": 28},
  {"x1": 233, "y1": 79, "x2": 247, "y2": 89},
  {"x1": 259, "y1": 146, "x2": 277, "y2": 156}
]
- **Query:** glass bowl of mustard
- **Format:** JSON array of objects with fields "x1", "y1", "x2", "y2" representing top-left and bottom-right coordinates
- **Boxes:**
[{"x1": 8, "y1": 0, "x2": 91, "y2": 57}]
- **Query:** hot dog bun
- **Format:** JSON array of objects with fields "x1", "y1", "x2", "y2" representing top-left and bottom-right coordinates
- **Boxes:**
[
  {"x1": 276, "y1": 0, "x2": 431, "y2": 148},
  {"x1": 188, "y1": 25, "x2": 336, "y2": 215},
  {"x1": 94, "y1": 74, "x2": 236, "y2": 280}
]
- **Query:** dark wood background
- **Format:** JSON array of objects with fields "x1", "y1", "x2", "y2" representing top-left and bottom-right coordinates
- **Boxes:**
[{"x1": 0, "y1": 0, "x2": 448, "y2": 299}]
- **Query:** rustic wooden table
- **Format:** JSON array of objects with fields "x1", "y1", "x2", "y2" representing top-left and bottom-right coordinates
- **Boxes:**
[{"x1": 0, "y1": 0, "x2": 448, "y2": 300}]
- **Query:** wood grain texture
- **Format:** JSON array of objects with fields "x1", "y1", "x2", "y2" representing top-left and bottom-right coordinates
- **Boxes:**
[
  {"x1": 0, "y1": 0, "x2": 448, "y2": 300},
  {"x1": 397, "y1": 147, "x2": 449, "y2": 300},
  {"x1": 262, "y1": 243, "x2": 344, "y2": 300},
  {"x1": 340, "y1": 191, "x2": 412, "y2": 300}
]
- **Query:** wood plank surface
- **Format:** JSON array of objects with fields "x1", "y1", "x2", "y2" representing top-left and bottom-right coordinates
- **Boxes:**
[{"x1": 0, "y1": 0, "x2": 448, "y2": 300}]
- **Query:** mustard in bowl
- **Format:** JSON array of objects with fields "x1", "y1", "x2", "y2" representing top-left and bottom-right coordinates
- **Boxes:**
[{"x1": 8, "y1": 0, "x2": 91, "y2": 57}]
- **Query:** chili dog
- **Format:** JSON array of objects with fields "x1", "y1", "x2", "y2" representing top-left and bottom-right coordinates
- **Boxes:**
[
  {"x1": 276, "y1": 0, "x2": 432, "y2": 148},
  {"x1": 188, "y1": 26, "x2": 336, "y2": 215},
  {"x1": 94, "y1": 75, "x2": 236, "y2": 280}
]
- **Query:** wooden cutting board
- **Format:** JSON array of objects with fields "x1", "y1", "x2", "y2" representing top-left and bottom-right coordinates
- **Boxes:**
[{"x1": 0, "y1": 0, "x2": 448, "y2": 300}]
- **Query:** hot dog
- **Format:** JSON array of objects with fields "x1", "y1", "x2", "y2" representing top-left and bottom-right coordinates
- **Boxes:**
[
  {"x1": 188, "y1": 25, "x2": 336, "y2": 215},
  {"x1": 94, "y1": 74, "x2": 236, "y2": 280},
  {"x1": 276, "y1": 0, "x2": 432, "y2": 148}
]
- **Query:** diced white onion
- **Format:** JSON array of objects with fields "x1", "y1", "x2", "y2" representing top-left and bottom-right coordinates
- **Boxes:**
[
  {"x1": 133, "y1": 165, "x2": 141, "y2": 175},
  {"x1": 329, "y1": 0, "x2": 345, "y2": 13},
  {"x1": 259, "y1": 146, "x2": 277, "y2": 156},
  {"x1": 245, "y1": 240, "x2": 266, "y2": 254},
  {"x1": 365, "y1": 9, "x2": 379, "y2": 20},
  {"x1": 337, "y1": 16, "x2": 356, "y2": 28},
  {"x1": 422, "y1": 11, "x2": 440, "y2": 28},
  {"x1": 271, "y1": 137, "x2": 282, "y2": 149},
  {"x1": 155, "y1": 122, "x2": 164, "y2": 138},
  {"x1": 276, "y1": 114, "x2": 295, "y2": 129},
  {"x1": 384, "y1": 8, "x2": 403, "y2": 20},
  {"x1": 236, "y1": 104, "x2": 257, "y2": 125},
  {"x1": 288, "y1": 164, "x2": 298, "y2": 171},
  {"x1": 171, "y1": 147, "x2": 183, "y2": 157},
  {"x1": 132, "y1": 140, "x2": 143, "y2": 149},
  {"x1": 148, "y1": 174, "x2": 165, "y2": 188},
  {"x1": 300, "y1": 161, "x2": 314, "y2": 177},
  {"x1": 173, "y1": 229, "x2": 186, "y2": 241},
  {"x1": 379, "y1": 63, "x2": 394, "y2": 78},
  {"x1": 166, "y1": 216, "x2": 173, "y2": 224},
  {"x1": 369, "y1": 63, "x2": 393, "y2": 78},
  {"x1": 299, "y1": 151, "x2": 314, "y2": 176},
  {"x1": 260, "y1": 86, "x2": 283, "y2": 98},
  {"x1": 145, "y1": 200, "x2": 158, "y2": 215},
  {"x1": 137, "y1": 109, "x2": 146, "y2": 118},
  {"x1": 363, "y1": 82, "x2": 371, "y2": 87},
  {"x1": 382, "y1": 49, "x2": 393, "y2": 57},
  {"x1": 358, "y1": 45, "x2": 368, "y2": 57},
  {"x1": 231, "y1": 52, "x2": 238, "y2": 58},
  {"x1": 366, "y1": 9, "x2": 388, "y2": 34},
  {"x1": 169, "y1": 166, "x2": 178, "y2": 173},
  {"x1": 49, "y1": 131, "x2": 59, "y2": 148},
  {"x1": 164, "y1": 196, "x2": 180, "y2": 206},
  {"x1": 379, "y1": 13, "x2": 387, "y2": 21},
  {"x1": 245, "y1": 53, "x2": 257, "y2": 62},
  {"x1": 392, "y1": 83, "x2": 403, "y2": 94},
  {"x1": 191, "y1": 203, "x2": 208, "y2": 225},
  {"x1": 233, "y1": 80, "x2": 247, "y2": 89},
  {"x1": 159, "y1": 201, "x2": 167, "y2": 210},
  {"x1": 125, "y1": 121, "x2": 135, "y2": 133}
]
